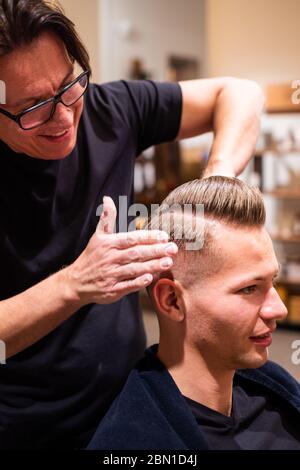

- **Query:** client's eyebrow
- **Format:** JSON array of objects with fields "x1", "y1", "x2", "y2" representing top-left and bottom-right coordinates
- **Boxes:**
[
  {"x1": 232, "y1": 265, "x2": 280, "y2": 289},
  {"x1": 238, "y1": 266, "x2": 280, "y2": 285},
  {"x1": 11, "y1": 68, "x2": 74, "y2": 108}
]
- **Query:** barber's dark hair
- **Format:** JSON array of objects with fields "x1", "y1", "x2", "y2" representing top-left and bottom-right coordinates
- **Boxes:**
[{"x1": 0, "y1": 0, "x2": 91, "y2": 73}]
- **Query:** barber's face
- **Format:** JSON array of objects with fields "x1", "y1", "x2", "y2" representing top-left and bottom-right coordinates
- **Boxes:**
[
  {"x1": 0, "y1": 32, "x2": 84, "y2": 160},
  {"x1": 184, "y1": 225, "x2": 287, "y2": 371}
]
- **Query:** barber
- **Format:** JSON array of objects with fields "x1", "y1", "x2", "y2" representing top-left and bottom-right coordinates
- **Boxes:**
[{"x1": 0, "y1": 0, "x2": 264, "y2": 449}]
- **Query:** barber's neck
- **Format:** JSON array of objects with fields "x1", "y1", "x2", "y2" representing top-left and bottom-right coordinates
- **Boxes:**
[{"x1": 157, "y1": 334, "x2": 235, "y2": 417}]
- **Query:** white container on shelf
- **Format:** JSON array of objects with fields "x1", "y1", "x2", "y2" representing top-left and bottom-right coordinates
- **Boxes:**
[{"x1": 287, "y1": 262, "x2": 300, "y2": 282}]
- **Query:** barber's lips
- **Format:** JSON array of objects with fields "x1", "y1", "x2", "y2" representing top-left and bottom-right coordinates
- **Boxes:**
[
  {"x1": 40, "y1": 128, "x2": 71, "y2": 143},
  {"x1": 249, "y1": 332, "x2": 272, "y2": 347}
]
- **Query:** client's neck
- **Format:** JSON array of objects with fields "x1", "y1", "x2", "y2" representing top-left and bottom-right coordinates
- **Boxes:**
[{"x1": 157, "y1": 335, "x2": 234, "y2": 417}]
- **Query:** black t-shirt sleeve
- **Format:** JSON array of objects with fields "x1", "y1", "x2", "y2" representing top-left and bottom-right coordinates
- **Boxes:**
[
  {"x1": 90, "y1": 80, "x2": 182, "y2": 156},
  {"x1": 120, "y1": 80, "x2": 183, "y2": 155}
]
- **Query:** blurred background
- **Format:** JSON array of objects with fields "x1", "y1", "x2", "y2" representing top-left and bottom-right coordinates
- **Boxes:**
[{"x1": 61, "y1": 0, "x2": 300, "y2": 379}]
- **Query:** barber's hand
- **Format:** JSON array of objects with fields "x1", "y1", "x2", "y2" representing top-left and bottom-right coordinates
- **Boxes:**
[
  {"x1": 64, "y1": 196, "x2": 178, "y2": 305},
  {"x1": 202, "y1": 158, "x2": 235, "y2": 178}
]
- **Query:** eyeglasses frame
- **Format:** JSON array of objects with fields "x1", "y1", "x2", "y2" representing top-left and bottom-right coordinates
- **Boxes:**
[{"x1": 0, "y1": 70, "x2": 90, "y2": 130}]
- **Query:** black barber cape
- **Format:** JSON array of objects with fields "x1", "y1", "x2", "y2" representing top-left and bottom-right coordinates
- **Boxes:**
[
  {"x1": 87, "y1": 345, "x2": 300, "y2": 450},
  {"x1": 0, "y1": 80, "x2": 182, "y2": 449}
]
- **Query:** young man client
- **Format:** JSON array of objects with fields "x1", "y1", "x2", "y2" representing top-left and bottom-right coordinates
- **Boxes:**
[{"x1": 87, "y1": 176, "x2": 300, "y2": 450}]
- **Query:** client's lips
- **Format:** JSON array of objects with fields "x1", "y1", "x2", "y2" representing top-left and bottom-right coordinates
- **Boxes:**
[{"x1": 249, "y1": 331, "x2": 273, "y2": 347}]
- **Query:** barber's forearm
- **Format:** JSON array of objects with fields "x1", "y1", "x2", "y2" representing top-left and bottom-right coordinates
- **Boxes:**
[
  {"x1": 0, "y1": 269, "x2": 82, "y2": 359},
  {"x1": 204, "y1": 79, "x2": 264, "y2": 177}
]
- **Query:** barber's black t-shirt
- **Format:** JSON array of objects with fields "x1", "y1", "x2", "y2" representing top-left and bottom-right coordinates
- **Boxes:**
[
  {"x1": 0, "y1": 80, "x2": 182, "y2": 449},
  {"x1": 186, "y1": 375, "x2": 300, "y2": 449}
]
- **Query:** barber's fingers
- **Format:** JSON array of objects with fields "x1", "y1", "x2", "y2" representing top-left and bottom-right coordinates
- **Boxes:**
[
  {"x1": 111, "y1": 274, "x2": 154, "y2": 297},
  {"x1": 111, "y1": 229, "x2": 169, "y2": 248},
  {"x1": 96, "y1": 197, "x2": 169, "y2": 246},
  {"x1": 116, "y1": 242, "x2": 178, "y2": 264},
  {"x1": 114, "y1": 257, "x2": 174, "y2": 281},
  {"x1": 96, "y1": 196, "x2": 117, "y2": 235}
]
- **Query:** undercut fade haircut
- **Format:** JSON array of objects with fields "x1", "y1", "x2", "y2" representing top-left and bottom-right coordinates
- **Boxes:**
[
  {"x1": 146, "y1": 176, "x2": 266, "y2": 287},
  {"x1": 147, "y1": 176, "x2": 265, "y2": 249},
  {"x1": 0, "y1": 0, "x2": 91, "y2": 73}
]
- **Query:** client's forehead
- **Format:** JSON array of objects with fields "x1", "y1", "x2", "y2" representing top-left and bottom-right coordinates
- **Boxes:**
[{"x1": 206, "y1": 223, "x2": 279, "y2": 281}]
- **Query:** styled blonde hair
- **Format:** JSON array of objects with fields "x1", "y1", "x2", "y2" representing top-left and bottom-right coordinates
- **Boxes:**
[{"x1": 146, "y1": 176, "x2": 265, "y2": 286}]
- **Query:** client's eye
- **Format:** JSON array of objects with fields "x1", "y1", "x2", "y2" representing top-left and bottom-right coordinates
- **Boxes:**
[{"x1": 239, "y1": 285, "x2": 257, "y2": 295}]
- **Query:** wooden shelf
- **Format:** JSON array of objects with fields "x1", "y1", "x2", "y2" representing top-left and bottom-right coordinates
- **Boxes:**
[
  {"x1": 272, "y1": 235, "x2": 300, "y2": 243},
  {"x1": 277, "y1": 322, "x2": 300, "y2": 331},
  {"x1": 277, "y1": 278, "x2": 300, "y2": 287},
  {"x1": 255, "y1": 148, "x2": 300, "y2": 157},
  {"x1": 264, "y1": 190, "x2": 300, "y2": 199}
]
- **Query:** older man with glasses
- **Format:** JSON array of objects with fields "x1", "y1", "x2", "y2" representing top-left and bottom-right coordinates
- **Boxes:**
[
  {"x1": 0, "y1": 0, "x2": 264, "y2": 449},
  {"x1": 0, "y1": 71, "x2": 89, "y2": 130}
]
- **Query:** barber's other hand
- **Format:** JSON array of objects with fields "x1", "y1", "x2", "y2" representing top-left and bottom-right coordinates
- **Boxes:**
[
  {"x1": 63, "y1": 196, "x2": 178, "y2": 305},
  {"x1": 202, "y1": 158, "x2": 235, "y2": 178}
]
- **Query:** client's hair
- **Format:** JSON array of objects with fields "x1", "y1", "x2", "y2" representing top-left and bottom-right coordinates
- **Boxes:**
[{"x1": 146, "y1": 176, "x2": 265, "y2": 287}]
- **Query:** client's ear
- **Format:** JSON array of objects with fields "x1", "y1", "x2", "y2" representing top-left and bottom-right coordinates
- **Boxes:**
[{"x1": 152, "y1": 278, "x2": 186, "y2": 322}]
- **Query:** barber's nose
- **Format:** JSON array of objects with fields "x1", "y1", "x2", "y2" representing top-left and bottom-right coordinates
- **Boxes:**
[
  {"x1": 51, "y1": 102, "x2": 73, "y2": 126},
  {"x1": 259, "y1": 287, "x2": 288, "y2": 322}
]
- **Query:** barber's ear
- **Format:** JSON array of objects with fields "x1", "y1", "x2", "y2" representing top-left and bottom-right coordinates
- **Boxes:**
[{"x1": 152, "y1": 278, "x2": 185, "y2": 322}]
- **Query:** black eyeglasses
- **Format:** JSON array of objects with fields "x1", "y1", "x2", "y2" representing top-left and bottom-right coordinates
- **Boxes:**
[{"x1": 0, "y1": 71, "x2": 89, "y2": 131}]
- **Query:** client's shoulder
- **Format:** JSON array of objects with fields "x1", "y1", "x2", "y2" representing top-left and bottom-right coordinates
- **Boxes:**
[{"x1": 237, "y1": 360, "x2": 300, "y2": 405}]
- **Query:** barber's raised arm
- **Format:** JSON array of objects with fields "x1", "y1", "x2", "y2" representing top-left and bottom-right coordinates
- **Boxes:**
[
  {"x1": 177, "y1": 77, "x2": 264, "y2": 177},
  {"x1": 0, "y1": 197, "x2": 177, "y2": 359}
]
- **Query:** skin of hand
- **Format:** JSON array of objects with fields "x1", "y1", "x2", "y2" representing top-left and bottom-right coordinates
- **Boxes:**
[{"x1": 64, "y1": 196, "x2": 178, "y2": 305}]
